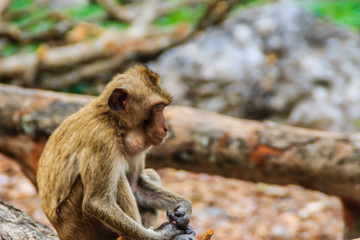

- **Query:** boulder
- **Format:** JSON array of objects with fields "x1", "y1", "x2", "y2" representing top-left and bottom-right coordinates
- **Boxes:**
[{"x1": 150, "y1": 0, "x2": 360, "y2": 132}]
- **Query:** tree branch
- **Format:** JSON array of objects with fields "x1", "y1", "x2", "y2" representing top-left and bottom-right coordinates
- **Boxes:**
[
  {"x1": 96, "y1": 0, "x2": 137, "y2": 22},
  {"x1": 0, "y1": 1, "x2": 239, "y2": 88}
]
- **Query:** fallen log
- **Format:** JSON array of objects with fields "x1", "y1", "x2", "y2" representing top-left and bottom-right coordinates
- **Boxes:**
[
  {"x1": 0, "y1": 200, "x2": 58, "y2": 240},
  {"x1": 0, "y1": 84, "x2": 92, "y2": 186},
  {"x1": 0, "y1": 83, "x2": 360, "y2": 203}
]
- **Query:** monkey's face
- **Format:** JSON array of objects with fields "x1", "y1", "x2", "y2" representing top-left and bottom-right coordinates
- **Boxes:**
[
  {"x1": 144, "y1": 102, "x2": 168, "y2": 145},
  {"x1": 108, "y1": 88, "x2": 169, "y2": 146},
  {"x1": 106, "y1": 65, "x2": 171, "y2": 148}
]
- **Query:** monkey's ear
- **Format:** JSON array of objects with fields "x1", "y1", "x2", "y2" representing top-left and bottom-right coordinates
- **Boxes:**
[{"x1": 108, "y1": 88, "x2": 128, "y2": 111}]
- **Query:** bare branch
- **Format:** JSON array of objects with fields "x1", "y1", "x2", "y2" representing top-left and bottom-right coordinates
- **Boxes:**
[
  {"x1": 0, "y1": 0, "x2": 10, "y2": 20},
  {"x1": 39, "y1": 54, "x2": 131, "y2": 89},
  {"x1": 0, "y1": 1, "x2": 240, "y2": 88},
  {"x1": 127, "y1": 0, "x2": 159, "y2": 37},
  {"x1": 193, "y1": 0, "x2": 243, "y2": 35},
  {"x1": 96, "y1": 0, "x2": 137, "y2": 22},
  {"x1": 0, "y1": 22, "x2": 21, "y2": 40},
  {"x1": 157, "y1": 0, "x2": 207, "y2": 15}
]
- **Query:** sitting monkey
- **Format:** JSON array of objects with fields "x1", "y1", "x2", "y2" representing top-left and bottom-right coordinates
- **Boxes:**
[{"x1": 37, "y1": 65, "x2": 195, "y2": 240}]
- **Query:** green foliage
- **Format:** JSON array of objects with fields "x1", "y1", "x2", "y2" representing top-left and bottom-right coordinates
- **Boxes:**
[
  {"x1": 23, "y1": 43, "x2": 39, "y2": 53},
  {"x1": 233, "y1": 0, "x2": 274, "y2": 12},
  {"x1": 115, "y1": 0, "x2": 131, "y2": 4},
  {"x1": 154, "y1": 0, "x2": 275, "y2": 27},
  {"x1": 60, "y1": 82, "x2": 94, "y2": 94},
  {"x1": 28, "y1": 19, "x2": 57, "y2": 36},
  {"x1": 234, "y1": 0, "x2": 360, "y2": 31},
  {"x1": 7, "y1": 0, "x2": 360, "y2": 32},
  {"x1": 155, "y1": 5, "x2": 206, "y2": 27},
  {"x1": 101, "y1": 20, "x2": 129, "y2": 30},
  {"x1": 8, "y1": 0, "x2": 34, "y2": 13},
  {"x1": 1, "y1": 43, "x2": 38, "y2": 57},
  {"x1": 302, "y1": 0, "x2": 360, "y2": 31},
  {"x1": 67, "y1": 3, "x2": 107, "y2": 23},
  {"x1": 11, "y1": 8, "x2": 50, "y2": 27},
  {"x1": 1, "y1": 43, "x2": 18, "y2": 57},
  {"x1": 10, "y1": 7, "x2": 59, "y2": 39}
]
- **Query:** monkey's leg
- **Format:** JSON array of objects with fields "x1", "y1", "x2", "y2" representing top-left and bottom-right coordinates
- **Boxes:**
[
  {"x1": 139, "y1": 168, "x2": 191, "y2": 211},
  {"x1": 116, "y1": 176, "x2": 142, "y2": 224},
  {"x1": 140, "y1": 169, "x2": 162, "y2": 228},
  {"x1": 138, "y1": 168, "x2": 192, "y2": 230},
  {"x1": 140, "y1": 208, "x2": 160, "y2": 229},
  {"x1": 143, "y1": 169, "x2": 162, "y2": 186}
]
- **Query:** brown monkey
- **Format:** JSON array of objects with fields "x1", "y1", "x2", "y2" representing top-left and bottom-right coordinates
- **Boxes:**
[{"x1": 37, "y1": 65, "x2": 194, "y2": 240}]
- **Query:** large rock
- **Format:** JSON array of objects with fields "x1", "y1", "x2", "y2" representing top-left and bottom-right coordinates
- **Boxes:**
[{"x1": 149, "y1": 0, "x2": 360, "y2": 132}]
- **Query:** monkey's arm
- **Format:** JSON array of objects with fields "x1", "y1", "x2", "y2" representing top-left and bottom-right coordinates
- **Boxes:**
[
  {"x1": 80, "y1": 155, "x2": 182, "y2": 240},
  {"x1": 137, "y1": 169, "x2": 192, "y2": 229}
]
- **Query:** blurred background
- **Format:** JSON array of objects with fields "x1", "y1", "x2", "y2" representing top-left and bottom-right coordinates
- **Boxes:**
[{"x1": 1, "y1": 0, "x2": 360, "y2": 239}]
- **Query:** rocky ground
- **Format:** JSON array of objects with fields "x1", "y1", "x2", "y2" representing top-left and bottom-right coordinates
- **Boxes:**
[{"x1": 0, "y1": 154, "x2": 343, "y2": 240}]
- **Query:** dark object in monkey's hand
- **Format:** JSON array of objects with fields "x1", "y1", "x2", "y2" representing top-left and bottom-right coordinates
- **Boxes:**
[
  {"x1": 157, "y1": 223, "x2": 196, "y2": 240},
  {"x1": 172, "y1": 226, "x2": 196, "y2": 240},
  {"x1": 167, "y1": 208, "x2": 196, "y2": 240},
  {"x1": 167, "y1": 206, "x2": 191, "y2": 230}
]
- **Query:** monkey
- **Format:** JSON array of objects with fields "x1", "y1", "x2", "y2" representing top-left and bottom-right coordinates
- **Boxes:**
[{"x1": 37, "y1": 65, "x2": 195, "y2": 240}]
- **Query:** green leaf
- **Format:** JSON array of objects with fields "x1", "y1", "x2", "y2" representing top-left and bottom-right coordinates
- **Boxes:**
[
  {"x1": 232, "y1": 0, "x2": 273, "y2": 12},
  {"x1": 155, "y1": 5, "x2": 206, "y2": 27},
  {"x1": 8, "y1": 0, "x2": 33, "y2": 13},
  {"x1": 60, "y1": 82, "x2": 92, "y2": 94},
  {"x1": 1, "y1": 43, "x2": 19, "y2": 57},
  {"x1": 1, "y1": 42, "x2": 39, "y2": 57},
  {"x1": 303, "y1": 0, "x2": 360, "y2": 31},
  {"x1": 67, "y1": 3, "x2": 107, "y2": 23},
  {"x1": 23, "y1": 43, "x2": 39, "y2": 53},
  {"x1": 11, "y1": 8, "x2": 50, "y2": 28},
  {"x1": 101, "y1": 20, "x2": 129, "y2": 30},
  {"x1": 26, "y1": 19, "x2": 56, "y2": 36}
]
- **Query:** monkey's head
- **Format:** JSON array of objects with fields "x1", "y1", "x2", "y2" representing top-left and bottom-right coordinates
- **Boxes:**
[{"x1": 100, "y1": 65, "x2": 171, "y2": 146}]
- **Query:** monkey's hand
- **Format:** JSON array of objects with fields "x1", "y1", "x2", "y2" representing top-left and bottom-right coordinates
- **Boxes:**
[
  {"x1": 172, "y1": 226, "x2": 196, "y2": 240},
  {"x1": 166, "y1": 206, "x2": 191, "y2": 230},
  {"x1": 155, "y1": 222, "x2": 185, "y2": 240}
]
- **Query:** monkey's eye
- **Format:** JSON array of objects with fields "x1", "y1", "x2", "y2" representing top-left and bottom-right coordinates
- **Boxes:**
[{"x1": 153, "y1": 103, "x2": 165, "y2": 112}]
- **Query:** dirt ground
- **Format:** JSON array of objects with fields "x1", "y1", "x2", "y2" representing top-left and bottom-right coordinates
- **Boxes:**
[{"x1": 0, "y1": 153, "x2": 343, "y2": 240}]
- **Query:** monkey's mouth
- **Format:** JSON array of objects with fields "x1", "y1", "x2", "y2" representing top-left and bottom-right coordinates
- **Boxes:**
[{"x1": 148, "y1": 135, "x2": 164, "y2": 145}]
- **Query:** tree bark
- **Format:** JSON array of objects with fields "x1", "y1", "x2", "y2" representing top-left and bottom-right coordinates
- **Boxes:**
[
  {"x1": 0, "y1": 200, "x2": 58, "y2": 240},
  {"x1": 0, "y1": 84, "x2": 92, "y2": 187},
  {"x1": 150, "y1": 107, "x2": 360, "y2": 203},
  {"x1": 1, "y1": 83, "x2": 360, "y2": 203}
]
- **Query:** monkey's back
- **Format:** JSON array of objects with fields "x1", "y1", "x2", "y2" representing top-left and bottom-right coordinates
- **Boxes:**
[
  {"x1": 37, "y1": 107, "x2": 86, "y2": 221},
  {"x1": 37, "y1": 101, "x2": 117, "y2": 222}
]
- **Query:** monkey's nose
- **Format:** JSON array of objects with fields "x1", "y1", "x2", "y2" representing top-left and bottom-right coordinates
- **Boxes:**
[{"x1": 164, "y1": 127, "x2": 168, "y2": 132}]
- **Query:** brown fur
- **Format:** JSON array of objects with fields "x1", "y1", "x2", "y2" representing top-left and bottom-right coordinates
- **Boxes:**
[{"x1": 37, "y1": 65, "x2": 191, "y2": 240}]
